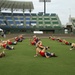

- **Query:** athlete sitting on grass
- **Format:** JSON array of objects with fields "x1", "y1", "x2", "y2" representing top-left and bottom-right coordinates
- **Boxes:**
[
  {"x1": 19, "y1": 34, "x2": 25, "y2": 40},
  {"x1": 34, "y1": 41, "x2": 57, "y2": 58},
  {"x1": 30, "y1": 35, "x2": 40, "y2": 45},
  {"x1": 30, "y1": 39, "x2": 36, "y2": 45},
  {"x1": 36, "y1": 41, "x2": 44, "y2": 49},
  {"x1": 33, "y1": 35, "x2": 40, "y2": 43}
]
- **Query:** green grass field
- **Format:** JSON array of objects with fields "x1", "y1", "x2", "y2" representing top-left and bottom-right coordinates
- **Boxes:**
[{"x1": 0, "y1": 38, "x2": 75, "y2": 75}]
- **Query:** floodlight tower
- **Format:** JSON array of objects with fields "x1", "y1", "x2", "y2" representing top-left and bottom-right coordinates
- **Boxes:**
[{"x1": 39, "y1": 0, "x2": 51, "y2": 14}]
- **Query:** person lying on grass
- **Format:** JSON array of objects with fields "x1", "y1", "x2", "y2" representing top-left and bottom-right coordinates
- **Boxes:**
[
  {"x1": 1, "y1": 41, "x2": 14, "y2": 50},
  {"x1": 70, "y1": 43, "x2": 75, "y2": 50},
  {"x1": 14, "y1": 36, "x2": 23, "y2": 42},
  {"x1": 62, "y1": 39, "x2": 72, "y2": 45},
  {"x1": 49, "y1": 36, "x2": 56, "y2": 40},
  {"x1": 7, "y1": 40, "x2": 17, "y2": 45},
  {"x1": 0, "y1": 50, "x2": 5, "y2": 58},
  {"x1": 56, "y1": 37, "x2": 63, "y2": 42},
  {"x1": 34, "y1": 41, "x2": 57, "y2": 58}
]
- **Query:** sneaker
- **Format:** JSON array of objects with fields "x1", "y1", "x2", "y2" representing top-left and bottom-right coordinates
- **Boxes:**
[
  {"x1": 70, "y1": 48, "x2": 72, "y2": 50},
  {"x1": 12, "y1": 46, "x2": 14, "y2": 49},
  {"x1": 34, "y1": 54, "x2": 37, "y2": 57},
  {"x1": 2, "y1": 51, "x2": 5, "y2": 54}
]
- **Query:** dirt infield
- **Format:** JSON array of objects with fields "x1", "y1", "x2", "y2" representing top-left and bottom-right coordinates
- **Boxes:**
[{"x1": 4, "y1": 33, "x2": 75, "y2": 39}]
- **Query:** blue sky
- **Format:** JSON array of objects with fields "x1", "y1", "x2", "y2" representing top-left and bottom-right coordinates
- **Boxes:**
[{"x1": 10, "y1": 0, "x2": 75, "y2": 25}]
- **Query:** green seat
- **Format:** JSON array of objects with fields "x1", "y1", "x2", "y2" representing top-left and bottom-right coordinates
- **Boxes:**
[
  {"x1": 38, "y1": 21, "x2": 43, "y2": 24},
  {"x1": 38, "y1": 18, "x2": 43, "y2": 20},
  {"x1": 31, "y1": 18, "x2": 37, "y2": 20},
  {"x1": 45, "y1": 22, "x2": 51, "y2": 24},
  {"x1": 51, "y1": 13, "x2": 56, "y2": 16},
  {"x1": 52, "y1": 21, "x2": 59, "y2": 24},
  {"x1": 44, "y1": 18, "x2": 50, "y2": 20},
  {"x1": 51, "y1": 18, "x2": 57, "y2": 20}
]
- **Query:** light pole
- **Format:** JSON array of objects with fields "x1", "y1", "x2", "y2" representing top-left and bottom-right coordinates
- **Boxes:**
[{"x1": 39, "y1": 0, "x2": 51, "y2": 14}]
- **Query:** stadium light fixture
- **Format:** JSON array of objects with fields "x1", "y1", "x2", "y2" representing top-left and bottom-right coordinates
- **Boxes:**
[{"x1": 39, "y1": 0, "x2": 51, "y2": 14}]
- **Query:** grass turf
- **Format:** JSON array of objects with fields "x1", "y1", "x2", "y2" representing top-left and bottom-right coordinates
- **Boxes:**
[{"x1": 0, "y1": 38, "x2": 75, "y2": 75}]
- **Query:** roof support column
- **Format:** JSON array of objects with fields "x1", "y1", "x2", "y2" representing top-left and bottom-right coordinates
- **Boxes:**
[
  {"x1": 23, "y1": 9, "x2": 24, "y2": 15},
  {"x1": 11, "y1": 8, "x2": 13, "y2": 14},
  {"x1": 0, "y1": 8, "x2": 1, "y2": 13},
  {"x1": 29, "y1": 9, "x2": 31, "y2": 27}
]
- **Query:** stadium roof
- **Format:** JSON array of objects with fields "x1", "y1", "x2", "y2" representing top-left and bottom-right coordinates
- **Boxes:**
[{"x1": 0, "y1": 0, "x2": 34, "y2": 11}]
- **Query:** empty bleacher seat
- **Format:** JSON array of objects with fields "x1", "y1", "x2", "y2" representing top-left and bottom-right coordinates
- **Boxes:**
[
  {"x1": 15, "y1": 21, "x2": 19, "y2": 24},
  {"x1": 26, "y1": 18, "x2": 30, "y2": 20},
  {"x1": 20, "y1": 17, "x2": 24, "y2": 21},
  {"x1": 13, "y1": 13, "x2": 23, "y2": 16},
  {"x1": 26, "y1": 21, "x2": 30, "y2": 25},
  {"x1": 52, "y1": 21, "x2": 59, "y2": 24},
  {"x1": 26, "y1": 26, "x2": 30, "y2": 28},
  {"x1": 38, "y1": 21, "x2": 43, "y2": 24},
  {"x1": 31, "y1": 13, "x2": 37, "y2": 16},
  {"x1": 38, "y1": 18, "x2": 43, "y2": 20},
  {"x1": 32, "y1": 18, "x2": 37, "y2": 20},
  {"x1": 38, "y1": 13, "x2": 43, "y2": 16},
  {"x1": 8, "y1": 21, "x2": 14, "y2": 24},
  {"x1": 0, "y1": 20, "x2": 3, "y2": 23},
  {"x1": 45, "y1": 22, "x2": 51, "y2": 24},
  {"x1": 14, "y1": 17, "x2": 19, "y2": 20},
  {"x1": 6, "y1": 17, "x2": 12, "y2": 20},
  {"x1": 25, "y1": 13, "x2": 30, "y2": 16},
  {"x1": 44, "y1": 18, "x2": 50, "y2": 20},
  {"x1": 44, "y1": 13, "x2": 50, "y2": 16},
  {"x1": 51, "y1": 17, "x2": 57, "y2": 20},
  {"x1": 0, "y1": 16, "x2": 4, "y2": 20},
  {"x1": 51, "y1": 13, "x2": 56, "y2": 16}
]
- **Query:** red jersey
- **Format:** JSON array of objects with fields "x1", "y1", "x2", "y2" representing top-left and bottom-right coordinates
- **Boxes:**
[
  {"x1": 15, "y1": 37, "x2": 19, "y2": 41},
  {"x1": 33, "y1": 38, "x2": 37, "y2": 41},
  {"x1": 65, "y1": 42, "x2": 69, "y2": 45},
  {"x1": 39, "y1": 51, "x2": 45, "y2": 57},
  {"x1": 7, "y1": 41, "x2": 12, "y2": 45},
  {"x1": 52, "y1": 38, "x2": 55, "y2": 40},
  {"x1": 59, "y1": 39, "x2": 62, "y2": 42},
  {"x1": 31, "y1": 41, "x2": 36, "y2": 45},
  {"x1": 2, "y1": 43, "x2": 7, "y2": 48}
]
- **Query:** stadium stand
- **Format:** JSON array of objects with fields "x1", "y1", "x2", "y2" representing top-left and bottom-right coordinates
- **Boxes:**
[
  {"x1": 66, "y1": 15, "x2": 75, "y2": 34},
  {"x1": 0, "y1": 0, "x2": 64, "y2": 34}
]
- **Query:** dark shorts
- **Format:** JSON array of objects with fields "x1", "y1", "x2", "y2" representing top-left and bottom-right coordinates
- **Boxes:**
[
  {"x1": 6, "y1": 45, "x2": 12, "y2": 50},
  {"x1": 45, "y1": 52, "x2": 51, "y2": 57}
]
